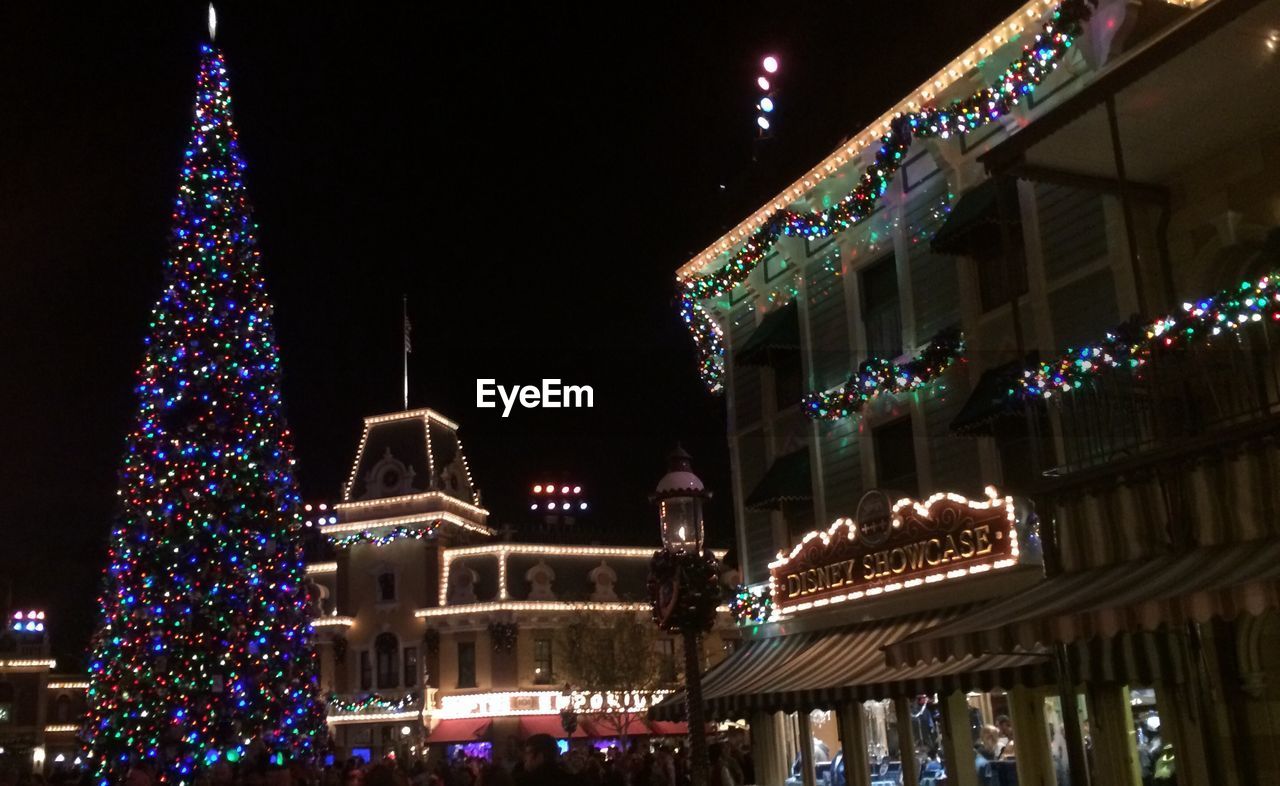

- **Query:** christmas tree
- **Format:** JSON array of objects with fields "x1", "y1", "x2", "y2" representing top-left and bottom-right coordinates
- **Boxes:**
[{"x1": 84, "y1": 40, "x2": 324, "y2": 784}]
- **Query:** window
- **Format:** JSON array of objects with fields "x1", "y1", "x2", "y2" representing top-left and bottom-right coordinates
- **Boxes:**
[
  {"x1": 359, "y1": 651, "x2": 372, "y2": 691},
  {"x1": 874, "y1": 417, "x2": 919, "y2": 497},
  {"x1": 457, "y1": 641, "x2": 477, "y2": 689},
  {"x1": 375, "y1": 633, "x2": 399, "y2": 689},
  {"x1": 862, "y1": 256, "x2": 902, "y2": 358},
  {"x1": 376, "y1": 571, "x2": 396, "y2": 603},
  {"x1": 654, "y1": 639, "x2": 677, "y2": 684},
  {"x1": 533, "y1": 638, "x2": 554, "y2": 684},
  {"x1": 973, "y1": 217, "x2": 1028, "y2": 313},
  {"x1": 54, "y1": 695, "x2": 71, "y2": 723},
  {"x1": 403, "y1": 647, "x2": 419, "y2": 688},
  {"x1": 772, "y1": 353, "x2": 803, "y2": 411}
]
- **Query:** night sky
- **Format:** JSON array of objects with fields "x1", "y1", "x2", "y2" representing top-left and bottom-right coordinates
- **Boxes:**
[{"x1": 0, "y1": 2, "x2": 1017, "y2": 666}]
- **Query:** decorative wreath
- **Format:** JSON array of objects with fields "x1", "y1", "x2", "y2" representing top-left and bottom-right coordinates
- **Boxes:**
[{"x1": 647, "y1": 548, "x2": 723, "y2": 635}]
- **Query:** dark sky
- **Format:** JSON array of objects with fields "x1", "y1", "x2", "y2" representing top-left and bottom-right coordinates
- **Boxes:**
[{"x1": 0, "y1": 2, "x2": 1016, "y2": 666}]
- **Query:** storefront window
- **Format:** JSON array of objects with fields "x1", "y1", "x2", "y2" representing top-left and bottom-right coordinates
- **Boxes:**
[
  {"x1": 1045, "y1": 692, "x2": 1090, "y2": 786},
  {"x1": 1130, "y1": 688, "x2": 1171, "y2": 786}
]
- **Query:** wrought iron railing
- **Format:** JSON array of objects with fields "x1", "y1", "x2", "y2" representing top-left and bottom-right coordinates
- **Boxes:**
[{"x1": 1041, "y1": 325, "x2": 1280, "y2": 477}]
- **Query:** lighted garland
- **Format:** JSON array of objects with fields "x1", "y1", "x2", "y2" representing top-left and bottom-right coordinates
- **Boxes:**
[
  {"x1": 1018, "y1": 272, "x2": 1280, "y2": 399},
  {"x1": 728, "y1": 585, "x2": 773, "y2": 627},
  {"x1": 804, "y1": 328, "x2": 964, "y2": 420},
  {"x1": 682, "y1": 0, "x2": 1095, "y2": 392},
  {"x1": 647, "y1": 549, "x2": 723, "y2": 635},
  {"x1": 325, "y1": 692, "x2": 419, "y2": 714},
  {"x1": 328, "y1": 523, "x2": 439, "y2": 549}
]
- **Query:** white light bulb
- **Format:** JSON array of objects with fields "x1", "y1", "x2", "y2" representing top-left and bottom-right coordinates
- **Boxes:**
[
  {"x1": 757, "y1": 76, "x2": 770, "y2": 90},
  {"x1": 763, "y1": 55, "x2": 779, "y2": 73},
  {"x1": 757, "y1": 116, "x2": 771, "y2": 130}
]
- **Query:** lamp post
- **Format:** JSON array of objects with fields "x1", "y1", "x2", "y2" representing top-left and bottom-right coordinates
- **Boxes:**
[{"x1": 649, "y1": 446, "x2": 720, "y2": 786}]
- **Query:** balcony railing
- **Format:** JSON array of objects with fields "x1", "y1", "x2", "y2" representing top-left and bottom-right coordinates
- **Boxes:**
[{"x1": 1040, "y1": 325, "x2": 1280, "y2": 479}]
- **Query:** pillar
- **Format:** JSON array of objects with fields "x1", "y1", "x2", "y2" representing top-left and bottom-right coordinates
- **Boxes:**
[
  {"x1": 1085, "y1": 684, "x2": 1140, "y2": 786},
  {"x1": 1007, "y1": 686, "x2": 1054, "y2": 786},
  {"x1": 797, "y1": 710, "x2": 817, "y2": 786},
  {"x1": 751, "y1": 710, "x2": 789, "y2": 786},
  {"x1": 837, "y1": 702, "x2": 872, "y2": 786},
  {"x1": 938, "y1": 692, "x2": 978, "y2": 786},
  {"x1": 1153, "y1": 681, "x2": 1210, "y2": 786},
  {"x1": 895, "y1": 697, "x2": 921, "y2": 786}
]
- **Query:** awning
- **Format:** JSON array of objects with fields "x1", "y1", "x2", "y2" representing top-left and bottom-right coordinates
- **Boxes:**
[
  {"x1": 736, "y1": 302, "x2": 800, "y2": 366},
  {"x1": 647, "y1": 721, "x2": 689, "y2": 737},
  {"x1": 516, "y1": 715, "x2": 570, "y2": 740},
  {"x1": 653, "y1": 607, "x2": 1051, "y2": 719},
  {"x1": 426, "y1": 718, "x2": 491, "y2": 744},
  {"x1": 580, "y1": 716, "x2": 651, "y2": 738},
  {"x1": 949, "y1": 356, "x2": 1036, "y2": 435},
  {"x1": 886, "y1": 538, "x2": 1280, "y2": 672},
  {"x1": 744, "y1": 449, "x2": 812, "y2": 510},
  {"x1": 929, "y1": 178, "x2": 1017, "y2": 256}
]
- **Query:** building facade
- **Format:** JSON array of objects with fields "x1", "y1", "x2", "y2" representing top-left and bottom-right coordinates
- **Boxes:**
[
  {"x1": 673, "y1": 0, "x2": 1280, "y2": 784},
  {"x1": 305, "y1": 408, "x2": 734, "y2": 762},
  {"x1": 0, "y1": 611, "x2": 88, "y2": 775}
]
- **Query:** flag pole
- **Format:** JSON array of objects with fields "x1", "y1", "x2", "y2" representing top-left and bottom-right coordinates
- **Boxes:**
[{"x1": 402, "y1": 294, "x2": 410, "y2": 410}]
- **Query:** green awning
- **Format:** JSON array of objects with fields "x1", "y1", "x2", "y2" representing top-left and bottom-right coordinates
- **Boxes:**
[
  {"x1": 736, "y1": 301, "x2": 800, "y2": 367},
  {"x1": 950, "y1": 356, "x2": 1035, "y2": 435},
  {"x1": 744, "y1": 449, "x2": 812, "y2": 510},
  {"x1": 930, "y1": 178, "x2": 1017, "y2": 256}
]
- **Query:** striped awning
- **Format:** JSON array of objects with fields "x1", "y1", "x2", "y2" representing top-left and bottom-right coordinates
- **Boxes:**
[
  {"x1": 886, "y1": 538, "x2": 1280, "y2": 671},
  {"x1": 651, "y1": 607, "x2": 1051, "y2": 720}
]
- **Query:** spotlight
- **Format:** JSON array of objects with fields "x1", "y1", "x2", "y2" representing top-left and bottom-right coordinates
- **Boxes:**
[
  {"x1": 757, "y1": 116, "x2": 771, "y2": 130},
  {"x1": 762, "y1": 55, "x2": 779, "y2": 73}
]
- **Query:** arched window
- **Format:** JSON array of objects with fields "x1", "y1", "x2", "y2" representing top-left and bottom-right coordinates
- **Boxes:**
[
  {"x1": 55, "y1": 694, "x2": 71, "y2": 722},
  {"x1": 375, "y1": 633, "x2": 399, "y2": 689},
  {"x1": 377, "y1": 572, "x2": 397, "y2": 603}
]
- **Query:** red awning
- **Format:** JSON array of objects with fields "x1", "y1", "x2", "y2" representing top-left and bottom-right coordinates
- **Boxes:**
[
  {"x1": 648, "y1": 721, "x2": 689, "y2": 737},
  {"x1": 516, "y1": 715, "x2": 570, "y2": 740},
  {"x1": 581, "y1": 716, "x2": 651, "y2": 738},
  {"x1": 427, "y1": 718, "x2": 491, "y2": 744}
]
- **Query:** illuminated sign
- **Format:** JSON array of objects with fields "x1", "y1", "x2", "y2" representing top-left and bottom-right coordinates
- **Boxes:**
[{"x1": 769, "y1": 488, "x2": 1023, "y2": 615}]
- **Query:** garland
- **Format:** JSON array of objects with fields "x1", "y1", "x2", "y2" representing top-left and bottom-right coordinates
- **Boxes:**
[
  {"x1": 647, "y1": 549, "x2": 723, "y2": 635},
  {"x1": 329, "y1": 523, "x2": 439, "y2": 548},
  {"x1": 325, "y1": 691, "x2": 419, "y2": 714},
  {"x1": 681, "y1": 0, "x2": 1094, "y2": 392},
  {"x1": 728, "y1": 585, "x2": 773, "y2": 627},
  {"x1": 1018, "y1": 272, "x2": 1280, "y2": 399},
  {"x1": 804, "y1": 329, "x2": 964, "y2": 420}
]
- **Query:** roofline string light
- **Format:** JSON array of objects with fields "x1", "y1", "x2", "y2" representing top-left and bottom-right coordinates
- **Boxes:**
[{"x1": 679, "y1": 0, "x2": 1095, "y2": 392}]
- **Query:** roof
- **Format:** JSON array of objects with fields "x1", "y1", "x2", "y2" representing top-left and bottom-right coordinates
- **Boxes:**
[
  {"x1": 676, "y1": 0, "x2": 1209, "y2": 280},
  {"x1": 885, "y1": 537, "x2": 1280, "y2": 669},
  {"x1": 744, "y1": 449, "x2": 812, "y2": 510},
  {"x1": 979, "y1": 0, "x2": 1274, "y2": 178},
  {"x1": 343, "y1": 408, "x2": 479, "y2": 505},
  {"x1": 651, "y1": 607, "x2": 1050, "y2": 719}
]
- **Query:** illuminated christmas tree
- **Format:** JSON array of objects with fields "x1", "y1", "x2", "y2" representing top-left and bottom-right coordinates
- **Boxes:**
[{"x1": 84, "y1": 37, "x2": 324, "y2": 784}]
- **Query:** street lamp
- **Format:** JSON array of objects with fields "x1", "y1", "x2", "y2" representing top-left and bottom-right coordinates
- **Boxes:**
[
  {"x1": 653, "y1": 445, "x2": 710, "y2": 552},
  {"x1": 648, "y1": 446, "x2": 721, "y2": 786}
]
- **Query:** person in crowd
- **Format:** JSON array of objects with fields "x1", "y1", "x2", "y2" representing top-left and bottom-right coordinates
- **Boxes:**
[
  {"x1": 974, "y1": 724, "x2": 1000, "y2": 786},
  {"x1": 707, "y1": 743, "x2": 736, "y2": 786},
  {"x1": 514, "y1": 734, "x2": 576, "y2": 786},
  {"x1": 995, "y1": 715, "x2": 1015, "y2": 759}
]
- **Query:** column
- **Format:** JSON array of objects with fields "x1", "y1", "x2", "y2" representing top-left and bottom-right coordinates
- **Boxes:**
[
  {"x1": 1152, "y1": 681, "x2": 1210, "y2": 786},
  {"x1": 797, "y1": 710, "x2": 817, "y2": 786},
  {"x1": 1085, "y1": 684, "x2": 1140, "y2": 786},
  {"x1": 895, "y1": 697, "x2": 922, "y2": 786},
  {"x1": 837, "y1": 701, "x2": 872, "y2": 786},
  {"x1": 1007, "y1": 686, "x2": 1054, "y2": 786},
  {"x1": 750, "y1": 710, "x2": 789, "y2": 786},
  {"x1": 938, "y1": 691, "x2": 978, "y2": 786}
]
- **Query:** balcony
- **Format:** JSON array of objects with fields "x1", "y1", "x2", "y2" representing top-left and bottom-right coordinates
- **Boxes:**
[{"x1": 1037, "y1": 325, "x2": 1280, "y2": 483}]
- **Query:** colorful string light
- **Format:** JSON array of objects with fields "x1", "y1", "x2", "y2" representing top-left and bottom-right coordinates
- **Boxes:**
[
  {"x1": 328, "y1": 524, "x2": 440, "y2": 549},
  {"x1": 728, "y1": 585, "x2": 773, "y2": 627},
  {"x1": 803, "y1": 329, "x2": 964, "y2": 420},
  {"x1": 681, "y1": 0, "x2": 1093, "y2": 392},
  {"x1": 85, "y1": 43, "x2": 324, "y2": 784},
  {"x1": 325, "y1": 692, "x2": 419, "y2": 714},
  {"x1": 1018, "y1": 272, "x2": 1280, "y2": 399}
]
